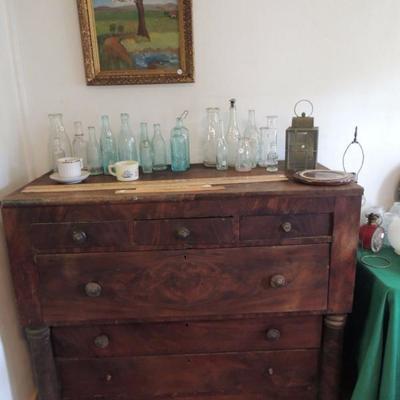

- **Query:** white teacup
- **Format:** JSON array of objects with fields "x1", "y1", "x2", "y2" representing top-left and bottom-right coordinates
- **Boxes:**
[
  {"x1": 57, "y1": 157, "x2": 83, "y2": 178},
  {"x1": 108, "y1": 161, "x2": 139, "y2": 182}
]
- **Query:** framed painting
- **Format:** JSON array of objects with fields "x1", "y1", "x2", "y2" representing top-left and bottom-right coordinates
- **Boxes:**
[{"x1": 77, "y1": 0, "x2": 194, "y2": 85}]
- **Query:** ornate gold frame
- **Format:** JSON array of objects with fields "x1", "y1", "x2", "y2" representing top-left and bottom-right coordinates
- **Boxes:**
[{"x1": 76, "y1": 0, "x2": 194, "y2": 85}]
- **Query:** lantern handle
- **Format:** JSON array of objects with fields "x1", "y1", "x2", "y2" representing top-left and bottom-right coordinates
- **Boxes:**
[
  {"x1": 342, "y1": 126, "x2": 365, "y2": 183},
  {"x1": 294, "y1": 99, "x2": 314, "y2": 117}
]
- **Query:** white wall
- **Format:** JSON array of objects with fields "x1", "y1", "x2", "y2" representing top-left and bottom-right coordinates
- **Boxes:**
[{"x1": 1, "y1": 0, "x2": 400, "y2": 396}]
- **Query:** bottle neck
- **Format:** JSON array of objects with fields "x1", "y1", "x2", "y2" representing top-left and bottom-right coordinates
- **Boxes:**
[
  {"x1": 140, "y1": 123, "x2": 149, "y2": 141},
  {"x1": 248, "y1": 110, "x2": 256, "y2": 128},
  {"x1": 154, "y1": 124, "x2": 162, "y2": 137},
  {"x1": 228, "y1": 106, "x2": 239, "y2": 129},
  {"x1": 101, "y1": 116, "x2": 111, "y2": 132},
  {"x1": 74, "y1": 122, "x2": 84, "y2": 137},
  {"x1": 88, "y1": 127, "x2": 96, "y2": 140}
]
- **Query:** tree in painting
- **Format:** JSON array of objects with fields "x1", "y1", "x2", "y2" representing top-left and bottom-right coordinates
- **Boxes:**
[{"x1": 134, "y1": 0, "x2": 150, "y2": 39}]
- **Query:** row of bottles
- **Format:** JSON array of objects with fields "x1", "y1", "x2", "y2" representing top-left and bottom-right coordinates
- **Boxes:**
[
  {"x1": 48, "y1": 113, "x2": 191, "y2": 176},
  {"x1": 204, "y1": 99, "x2": 279, "y2": 172}
]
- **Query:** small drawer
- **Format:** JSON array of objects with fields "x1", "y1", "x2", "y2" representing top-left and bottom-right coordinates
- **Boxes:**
[
  {"x1": 52, "y1": 315, "x2": 322, "y2": 358},
  {"x1": 240, "y1": 214, "x2": 332, "y2": 242},
  {"x1": 31, "y1": 221, "x2": 129, "y2": 251},
  {"x1": 133, "y1": 218, "x2": 234, "y2": 248},
  {"x1": 57, "y1": 350, "x2": 319, "y2": 399}
]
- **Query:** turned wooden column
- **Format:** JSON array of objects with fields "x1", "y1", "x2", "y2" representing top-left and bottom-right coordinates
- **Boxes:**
[
  {"x1": 25, "y1": 326, "x2": 60, "y2": 400},
  {"x1": 319, "y1": 315, "x2": 347, "y2": 400}
]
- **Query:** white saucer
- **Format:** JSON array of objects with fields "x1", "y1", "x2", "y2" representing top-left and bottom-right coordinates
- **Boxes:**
[{"x1": 50, "y1": 171, "x2": 90, "y2": 184}]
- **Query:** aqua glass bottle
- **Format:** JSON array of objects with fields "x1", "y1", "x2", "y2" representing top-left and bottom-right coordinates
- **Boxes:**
[
  {"x1": 172, "y1": 115, "x2": 191, "y2": 170},
  {"x1": 139, "y1": 122, "x2": 153, "y2": 174},
  {"x1": 87, "y1": 126, "x2": 103, "y2": 176},
  {"x1": 118, "y1": 113, "x2": 138, "y2": 161},
  {"x1": 226, "y1": 99, "x2": 241, "y2": 167},
  {"x1": 216, "y1": 119, "x2": 228, "y2": 171},
  {"x1": 72, "y1": 121, "x2": 88, "y2": 169},
  {"x1": 152, "y1": 124, "x2": 168, "y2": 171},
  {"x1": 170, "y1": 119, "x2": 189, "y2": 172},
  {"x1": 100, "y1": 115, "x2": 118, "y2": 175},
  {"x1": 243, "y1": 110, "x2": 260, "y2": 168}
]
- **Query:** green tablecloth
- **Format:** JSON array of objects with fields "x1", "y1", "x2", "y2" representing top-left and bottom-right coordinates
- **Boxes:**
[{"x1": 351, "y1": 247, "x2": 400, "y2": 400}]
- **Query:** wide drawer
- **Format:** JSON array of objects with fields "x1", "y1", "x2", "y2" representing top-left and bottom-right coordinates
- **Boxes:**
[
  {"x1": 52, "y1": 315, "x2": 322, "y2": 358},
  {"x1": 37, "y1": 245, "x2": 329, "y2": 322},
  {"x1": 31, "y1": 221, "x2": 129, "y2": 251},
  {"x1": 57, "y1": 350, "x2": 318, "y2": 400},
  {"x1": 132, "y1": 217, "x2": 234, "y2": 248},
  {"x1": 240, "y1": 214, "x2": 332, "y2": 242}
]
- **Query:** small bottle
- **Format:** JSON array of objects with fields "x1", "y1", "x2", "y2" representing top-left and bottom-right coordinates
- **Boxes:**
[
  {"x1": 216, "y1": 119, "x2": 228, "y2": 171},
  {"x1": 243, "y1": 110, "x2": 259, "y2": 168},
  {"x1": 72, "y1": 121, "x2": 88, "y2": 169},
  {"x1": 235, "y1": 137, "x2": 253, "y2": 172},
  {"x1": 178, "y1": 111, "x2": 191, "y2": 170},
  {"x1": 204, "y1": 108, "x2": 220, "y2": 167},
  {"x1": 259, "y1": 116, "x2": 279, "y2": 170},
  {"x1": 100, "y1": 115, "x2": 118, "y2": 175},
  {"x1": 48, "y1": 114, "x2": 72, "y2": 172},
  {"x1": 87, "y1": 127, "x2": 103, "y2": 175},
  {"x1": 226, "y1": 99, "x2": 240, "y2": 167},
  {"x1": 171, "y1": 121, "x2": 189, "y2": 172},
  {"x1": 152, "y1": 124, "x2": 168, "y2": 171},
  {"x1": 139, "y1": 122, "x2": 153, "y2": 174},
  {"x1": 118, "y1": 113, "x2": 138, "y2": 162}
]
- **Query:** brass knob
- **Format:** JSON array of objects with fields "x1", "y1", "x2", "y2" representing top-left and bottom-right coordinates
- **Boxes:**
[
  {"x1": 176, "y1": 227, "x2": 191, "y2": 240},
  {"x1": 270, "y1": 274, "x2": 287, "y2": 289},
  {"x1": 281, "y1": 222, "x2": 292, "y2": 233},
  {"x1": 85, "y1": 282, "x2": 102, "y2": 297},
  {"x1": 266, "y1": 328, "x2": 281, "y2": 341},
  {"x1": 94, "y1": 334, "x2": 110, "y2": 349},
  {"x1": 266, "y1": 368, "x2": 274, "y2": 376},
  {"x1": 72, "y1": 230, "x2": 87, "y2": 244},
  {"x1": 105, "y1": 374, "x2": 112, "y2": 382}
]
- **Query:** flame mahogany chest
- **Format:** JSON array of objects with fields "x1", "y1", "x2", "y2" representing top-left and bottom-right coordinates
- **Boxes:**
[{"x1": 2, "y1": 166, "x2": 363, "y2": 400}]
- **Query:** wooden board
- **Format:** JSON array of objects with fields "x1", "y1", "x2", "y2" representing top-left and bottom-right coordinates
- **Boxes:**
[{"x1": 22, "y1": 174, "x2": 288, "y2": 194}]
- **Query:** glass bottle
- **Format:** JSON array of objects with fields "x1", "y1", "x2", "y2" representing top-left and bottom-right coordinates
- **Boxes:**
[
  {"x1": 226, "y1": 98, "x2": 241, "y2": 167},
  {"x1": 243, "y1": 110, "x2": 259, "y2": 168},
  {"x1": 204, "y1": 108, "x2": 220, "y2": 168},
  {"x1": 139, "y1": 122, "x2": 153, "y2": 174},
  {"x1": 48, "y1": 113, "x2": 72, "y2": 172},
  {"x1": 118, "y1": 113, "x2": 138, "y2": 161},
  {"x1": 171, "y1": 120, "x2": 189, "y2": 172},
  {"x1": 235, "y1": 137, "x2": 253, "y2": 172},
  {"x1": 100, "y1": 115, "x2": 118, "y2": 175},
  {"x1": 72, "y1": 121, "x2": 88, "y2": 169},
  {"x1": 178, "y1": 111, "x2": 191, "y2": 170},
  {"x1": 259, "y1": 116, "x2": 278, "y2": 168},
  {"x1": 216, "y1": 119, "x2": 228, "y2": 171},
  {"x1": 87, "y1": 127, "x2": 103, "y2": 175},
  {"x1": 152, "y1": 124, "x2": 168, "y2": 171}
]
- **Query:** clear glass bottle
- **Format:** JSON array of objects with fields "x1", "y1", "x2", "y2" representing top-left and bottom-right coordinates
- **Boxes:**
[
  {"x1": 139, "y1": 122, "x2": 153, "y2": 174},
  {"x1": 118, "y1": 113, "x2": 138, "y2": 162},
  {"x1": 100, "y1": 115, "x2": 118, "y2": 175},
  {"x1": 171, "y1": 120, "x2": 189, "y2": 172},
  {"x1": 226, "y1": 99, "x2": 241, "y2": 167},
  {"x1": 72, "y1": 121, "x2": 88, "y2": 169},
  {"x1": 204, "y1": 108, "x2": 220, "y2": 168},
  {"x1": 152, "y1": 124, "x2": 168, "y2": 171},
  {"x1": 87, "y1": 127, "x2": 103, "y2": 175},
  {"x1": 235, "y1": 137, "x2": 253, "y2": 172},
  {"x1": 266, "y1": 130, "x2": 279, "y2": 172},
  {"x1": 48, "y1": 114, "x2": 72, "y2": 172},
  {"x1": 243, "y1": 110, "x2": 259, "y2": 168},
  {"x1": 216, "y1": 119, "x2": 228, "y2": 171},
  {"x1": 259, "y1": 116, "x2": 278, "y2": 168}
]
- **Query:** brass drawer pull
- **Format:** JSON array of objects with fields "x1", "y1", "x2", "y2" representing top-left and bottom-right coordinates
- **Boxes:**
[
  {"x1": 94, "y1": 334, "x2": 110, "y2": 349},
  {"x1": 266, "y1": 328, "x2": 281, "y2": 341},
  {"x1": 270, "y1": 274, "x2": 287, "y2": 289},
  {"x1": 281, "y1": 222, "x2": 292, "y2": 233},
  {"x1": 267, "y1": 367, "x2": 274, "y2": 376},
  {"x1": 176, "y1": 227, "x2": 191, "y2": 240},
  {"x1": 72, "y1": 230, "x2": 87, "y2": 244},
  {"x1": 85, "y1": 282, "x2": 102, "y2": 297}
]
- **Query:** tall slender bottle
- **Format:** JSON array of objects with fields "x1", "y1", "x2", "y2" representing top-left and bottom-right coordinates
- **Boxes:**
[
  {"x1": 243, "y1": 110, "x2": 259, "y2": 168},
  {"x1": 226, "y1": 99, "x2": 240, "y2": 167},
  {"x1": 139, "y1": 122, "x2": 153, "y2": 174},
  {"x1": 152, "y1": 124, "x2": 168, "y2": 171},
  {"x1": 171, "y1": 119, "x2": 189, "y2": 172},
  {"x1": 100, "y1": 115, "x2": 117, "y2": 175},
  {"x1": 48, "y1": 113, "x2": 72, "y2": 172},
  {"x1": 204, "y1": 108, "x2": 220, "y2": 168},
  {"x1": 118, "y1": 113, "x2": 138, "y2": 161},
  {"x1": 216, "y1": 119, "x2": 228, "y2": 171},
  {"x1": 87, "y1": 127, "x2": 103, "y2": 175},
  {"x1": 72, "y1": 121, "x2": 88, "y2": 169}
]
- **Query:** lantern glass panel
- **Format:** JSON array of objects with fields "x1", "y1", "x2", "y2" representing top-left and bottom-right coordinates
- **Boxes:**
[{"x1": 286, "y1": 129, "x2": 318, "y2": 171}]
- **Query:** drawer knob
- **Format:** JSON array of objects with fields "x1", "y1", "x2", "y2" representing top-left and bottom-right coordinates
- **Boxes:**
[
  {"x1": 270, "y1": 274, "x2": 287, "y2": 289},
  {"x1": 94, "y1": 334, "x2": 110, "y2": 349},
  {"x1": 267, "y1": 368, "x2": 274, "y2": 376},
  {"x1": 281, "y1": 222, "x2": 292, "y2": 233},
  {"x1": 266, "y1": 328, "x2": 281, "y2": 341},
  {"x1": 85, "y1": 282, "x2": 102, "y2": 297},
  {"x1": 72, "y1": 230, "x2": 87, "y2": 244},
  {"x1": 176, "y1": 227, "x2": 191, "y2": 240}
]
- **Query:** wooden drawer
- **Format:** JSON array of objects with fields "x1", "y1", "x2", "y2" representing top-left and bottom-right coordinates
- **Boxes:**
[
  {"x1": 52, "y1": 315, "x2": 322, "y2": 358},
  {"x1": 37, "y1": 245, "x2": 329, "y2": 322},
  {"x1": 31, "y1": 221, "x2": 129, "y2": 251},
  {"x1": 57, "y1": 350, "x2": 318, "y2": 400},
  {"x1": 240, "y1": 214, "x2": 332, "y2": 242},
  {"x1": 132, "y1": 217, "x2": 234, "y2": 248}
]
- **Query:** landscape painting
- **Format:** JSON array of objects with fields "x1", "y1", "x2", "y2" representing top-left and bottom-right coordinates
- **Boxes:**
[{"x1": 77, "y1": 0, "x2": 194, "y2": 85}]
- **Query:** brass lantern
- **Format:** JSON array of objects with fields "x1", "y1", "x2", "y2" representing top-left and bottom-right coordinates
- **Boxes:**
[{"x1": 285, "y1": 100, "x2": 319, "y2": 172}]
